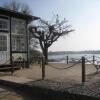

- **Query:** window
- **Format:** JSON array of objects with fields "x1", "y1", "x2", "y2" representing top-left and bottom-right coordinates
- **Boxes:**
[
  {"x1": 12, "y1": 35, "x2": 26, "y2": 51},
  {"x1": 0, "y1": 35, "x2": 7, "y2": 51},
  {"x1": 0, "y1": 19, "x2": 8, "y2": 30},
  {"x1": 11, "y1": 18, "x2": 27, "y2": 52},
  {"x1": 11, "y1": 18, "x2": 26, "y2": 34}
]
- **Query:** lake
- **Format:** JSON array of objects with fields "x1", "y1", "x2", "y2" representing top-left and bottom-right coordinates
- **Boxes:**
[{"x1": 48, "y1": 54, "x2": 100, "y2": 64}]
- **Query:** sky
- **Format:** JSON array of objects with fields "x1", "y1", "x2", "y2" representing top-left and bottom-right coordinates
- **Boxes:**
[{"x1": 0, "y1": 0, "x2": 100, "y2": 51}]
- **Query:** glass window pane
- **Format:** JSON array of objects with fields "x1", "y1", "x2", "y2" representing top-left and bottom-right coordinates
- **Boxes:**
[
  {"x1": 0, "y1": 19, "x2": 8, "y2": 30},
  {"x1": 0, "y1": 35, "x2": 7, "y2": 51}
]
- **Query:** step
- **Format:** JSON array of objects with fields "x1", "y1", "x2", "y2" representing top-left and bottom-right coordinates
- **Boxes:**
[
  {"x1": 0, "y1": 64, "x2": 11, "y2": 68},
  {"x1": 0, "y1": 65, "x2": 20, "y2": 72}
]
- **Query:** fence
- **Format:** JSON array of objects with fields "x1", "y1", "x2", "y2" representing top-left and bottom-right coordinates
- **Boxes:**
[{"x1": 41, "y1": 55, "x2": 100, "y2": 84}]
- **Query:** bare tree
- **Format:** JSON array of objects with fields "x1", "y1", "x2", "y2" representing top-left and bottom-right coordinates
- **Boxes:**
[
  {"x1": 3, "y1": 0, "x2": 31, "y2": 14},
  {"x1": 29, "y1": 15, "x2": 74, "y2": 64},
  {"x1": 20, "y1": 3, "x2": 31, "y2": 14}
]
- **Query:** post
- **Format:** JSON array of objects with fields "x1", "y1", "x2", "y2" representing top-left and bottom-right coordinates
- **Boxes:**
[
  {"x1": 9, "y1": 17, "x2": 13, "y2": 74},
  {"x1": 26, "y1": 20, "x2": 29, "y2": 68},
  {"x1": 42, "y1": 56, "x2": 45, "y2": 80},
  {"x1": 40, "y1": 57, "x2": 42, "y2": 68},
  {"x1": 82, "y1": 56, "x2": 85, "y2": 84},
  {"x1": 67, "y1": 56, "x2": 69, "y2": 64},
  {"x1": 93, "y1": 55, "x2": 95, "y2": 64}
]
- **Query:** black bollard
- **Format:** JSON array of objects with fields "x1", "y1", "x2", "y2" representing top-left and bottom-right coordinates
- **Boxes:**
[
  {"x1": 67, "y1": 56, "x2": 69, "y2": 64},
  {"x1": 82, "y1": 56, "x2": 85, "y2": 84},
  {"x1": 93, "y1": 55, "x2": 95, "y2": 64}
]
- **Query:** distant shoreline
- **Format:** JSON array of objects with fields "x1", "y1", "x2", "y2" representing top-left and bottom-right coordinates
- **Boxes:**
[{"x1": 49, "y1": 50, "x2": 100, "y2": 55}]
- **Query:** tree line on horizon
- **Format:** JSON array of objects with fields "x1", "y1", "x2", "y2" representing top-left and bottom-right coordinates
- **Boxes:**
[{"x1": 48, "y1": 50, "x2": 100, "y2": 55}]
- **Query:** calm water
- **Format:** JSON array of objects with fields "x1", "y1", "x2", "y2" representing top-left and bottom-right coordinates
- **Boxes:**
[{"x1": 48, "y1": 54, "x2": 100, "y2": 63}]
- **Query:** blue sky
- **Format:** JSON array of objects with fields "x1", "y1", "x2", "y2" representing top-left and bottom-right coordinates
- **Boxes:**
[{"x1": 1, "y1": 0, "x2": 100, "y2": 51}]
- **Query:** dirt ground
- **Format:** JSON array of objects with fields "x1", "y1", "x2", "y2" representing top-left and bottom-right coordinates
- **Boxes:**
[{"x1": 13, "y1": 63, "x2": 98, "y2": 84}]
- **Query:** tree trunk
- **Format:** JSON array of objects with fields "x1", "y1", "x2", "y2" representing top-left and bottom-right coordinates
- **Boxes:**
[
  {"x1": 43, "y1": 47, "x2": 48, "y2": 64},
  {"x1": 39, "y1": 40, "x2": 48, "y2": 64}
]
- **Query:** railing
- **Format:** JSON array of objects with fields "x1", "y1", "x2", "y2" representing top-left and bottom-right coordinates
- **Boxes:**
[
  {"x1": 0, "y1": 54, "x2": 27, "y2": 74},
  {"x1": 41, "y1": 55, "x2": 100, "y2": 84},
  {"x1": 41, "y1": 56, "x2": 84, "y2": 82}
]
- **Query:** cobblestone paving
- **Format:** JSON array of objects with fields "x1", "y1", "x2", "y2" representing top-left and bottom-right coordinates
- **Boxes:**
[{"x1": 26, "y1": 79, "x2": 100, "y2": 99}]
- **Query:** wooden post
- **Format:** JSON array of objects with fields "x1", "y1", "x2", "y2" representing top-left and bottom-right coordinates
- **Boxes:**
[
  {"x1": 40, "y1": 57, "x2": 42, "y2": 68},
  {"x1": 42, "y1": 56, "x2": 45, "y2": 80},
  {"x1": 26, "y1": 20, "x2": 29, "y2": 68},
  {"x1": 9, "y1": 17, "x2": 13, "y2": 74},
  {"x1": 93, "y1": 55, "x2": 95, "y2": 64},
  {"x1": 82, "y1": 56, "x2": 85, "y2": 84},
  {"x1": 67, "y1": 56, "x2": 69, "y2": 64}
]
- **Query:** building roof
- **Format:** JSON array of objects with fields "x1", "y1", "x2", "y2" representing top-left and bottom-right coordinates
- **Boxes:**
[{"x1": 0, "y1": 7, "x2": 39, "y2": 21}]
